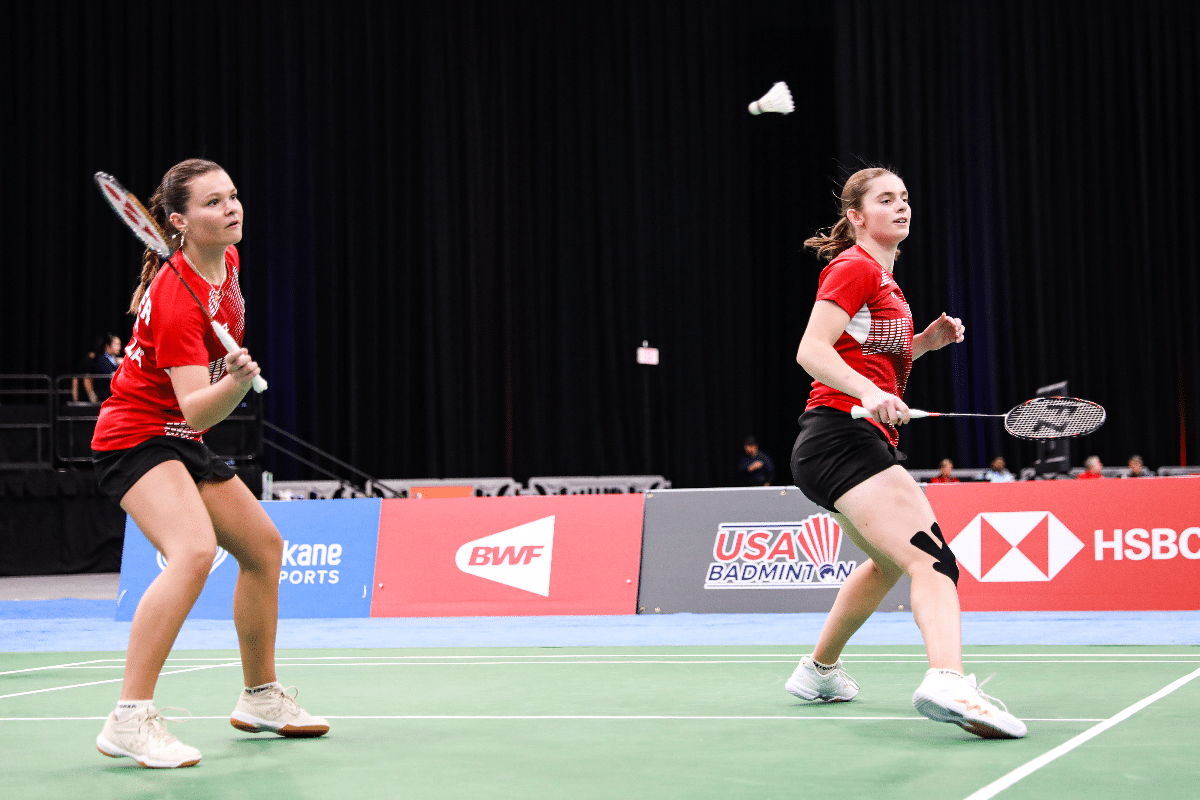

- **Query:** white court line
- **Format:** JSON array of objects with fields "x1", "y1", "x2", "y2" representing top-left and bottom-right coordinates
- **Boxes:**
[
  {"x1": 964, "y1": 665, "x2": 1200, "y2": 800},
  {"x1": 129, "y1": 652, "x2": 1197, "y2": 662},
  {"x1": 0, "y1": 715, "x2": 1107, "y2": 722},
  {"x1": 0, "y1": 663, "x2": 238, "y2": 700},
  {"x1": 147, "y1": 659, "x2": 1200, "y2": 667},
  {"x1": 0, "y1": 658, "x2": 111, "y2": 676}
]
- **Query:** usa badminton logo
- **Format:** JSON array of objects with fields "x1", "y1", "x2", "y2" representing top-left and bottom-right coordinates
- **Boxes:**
[
  {"x1": 948, "y1": 512, "x2": 1085, "y2": 582},
  {"x1": 455, "y1": 516, "x2": 555, "y2": 596},
  {"x1": 704, "y1": 514, "x2": 855, "y2": 589}
]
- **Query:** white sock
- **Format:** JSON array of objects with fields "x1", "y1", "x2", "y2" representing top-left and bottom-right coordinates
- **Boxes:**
[
  {"x1": 114, "y1": 699, "x2": 153, "y2": 722},
  {"x1": 245, "y1": 681, "x2": 282, "y2": 695},
  {"x1": 812, "y1": 658, "x2": 838, "y2": 674}
]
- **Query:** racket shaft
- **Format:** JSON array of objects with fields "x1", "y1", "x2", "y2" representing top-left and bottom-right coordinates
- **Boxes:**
[
  {"x1": 851, "y1": 406, "x2": 931, "y2": 420},
  {"x1": 212, "y1": 321, "x2": 268, "y2": 393}
]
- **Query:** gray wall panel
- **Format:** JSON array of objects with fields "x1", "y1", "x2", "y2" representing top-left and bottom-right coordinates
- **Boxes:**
[{"x1": 638, "y1": 487, "x2": 912, "y2": 614}]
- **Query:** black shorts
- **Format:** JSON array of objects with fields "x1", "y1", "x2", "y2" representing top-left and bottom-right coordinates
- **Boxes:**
[
  {"x1": 93, "y1": 437, "x2": 236, "y2": 504},
  {"x1": 790, "y1": 406, "x2": 906, "y2": 511}
]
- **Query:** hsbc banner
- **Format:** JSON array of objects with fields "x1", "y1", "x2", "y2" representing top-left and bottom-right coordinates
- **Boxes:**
[
  {"x1": 115, "y1": 499, "x2": 381, "y2": 620},
  {"x1": 637, "y1": 487, "x2": 911, "y2": 613},
  {"x1": 371, "y1": 494, "x2": 644, "y2": 617},
  {"x1": 929, "y1": 479, "x2": 1200, "y2": 611}
]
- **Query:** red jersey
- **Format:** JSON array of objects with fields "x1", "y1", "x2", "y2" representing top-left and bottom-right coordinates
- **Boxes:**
[
  {"x1": 92, "y1": 247, "x2": 246, "y2": 451},
  {"x1": 805, "y1": 244, "x2": 913, "y2": 445}
]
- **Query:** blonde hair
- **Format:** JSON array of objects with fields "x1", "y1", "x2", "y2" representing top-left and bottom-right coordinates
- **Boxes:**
[
  {"x1": 128, "y1": 158, "x2": 223, "y2": 313},
  {"x1": 803, "y1": 167, "x2": 899, "y2": 262}
]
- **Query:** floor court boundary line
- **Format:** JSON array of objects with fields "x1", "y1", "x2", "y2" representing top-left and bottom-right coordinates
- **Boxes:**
[
  {"x1": 0, "y1": 663, "x2": 238, "y2": 700},
  {"x1": 964, "y1": 665, "x2": 1200, "y2": 800},
  {"x1": 0, "y1": 658, "x2": 111, "y2": 676},
  {"x1": 0, "y1": 715, "x2": 1110, "y2": 722}
]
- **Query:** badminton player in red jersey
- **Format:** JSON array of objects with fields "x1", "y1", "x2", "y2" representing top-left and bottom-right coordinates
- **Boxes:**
[
  {"x1": 91, "y1": 159, "x2": 327, "y2": 768},
  {"x1": 783, "y1": 168, "x2": 1026, "y2": 739}
]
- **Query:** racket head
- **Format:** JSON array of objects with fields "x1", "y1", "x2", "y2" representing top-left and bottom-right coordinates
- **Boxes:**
[
  {"x1": 1003, "y1": 396, "x2": 1106, "y2": 440},
  {"x1": 94, "y1": 172, "x2": 172, "y2": 259}
]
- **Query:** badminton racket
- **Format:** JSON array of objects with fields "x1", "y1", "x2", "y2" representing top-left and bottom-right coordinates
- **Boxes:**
[
  {"x1": 94, "y1": 171, "x2": 267, "y2": 393},
  {"x1": 851, "y1": 396, "x2": 1105, "y2": 440}
]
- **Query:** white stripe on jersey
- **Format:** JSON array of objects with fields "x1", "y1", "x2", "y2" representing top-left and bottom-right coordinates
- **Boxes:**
[{"x1": 845, "y1": 305, "x2": 871, "y2": 344}]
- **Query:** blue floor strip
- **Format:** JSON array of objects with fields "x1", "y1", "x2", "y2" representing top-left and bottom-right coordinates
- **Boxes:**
[{"x1": 1, "y1": 600, "x2": 1197, "y2": 652}]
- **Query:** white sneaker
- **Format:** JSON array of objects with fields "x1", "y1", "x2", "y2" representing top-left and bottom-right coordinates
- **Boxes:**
[
  {"x1": 912, "y1": 669, "x2": 1028, "y2": 739},
  {"x1": 96, "y1": 706, "x2": 202, "y2": 768},
  {"x1": 785, "y1": 655, "x2": 859, "y2": 702},
  {"x1": 230, "y1": 684, "x2": 330, "y2": 737}
]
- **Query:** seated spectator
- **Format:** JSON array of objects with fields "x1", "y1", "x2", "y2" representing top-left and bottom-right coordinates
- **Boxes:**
[
  {"x1": 1126, "y1": 455, "x2": 1155, "y2": 478},
  {"x1": 737, "y1": 436, "x2": 775, "y2": 487},
  {"x1": 1078, "y1": 455, "x2": 1104, "y2": 479},
  {"x1": 83, "y1": 333, "x2": 123, "y2": 403},
  {"x1": 929, "y1": 458, "x2": 960, "y2": 484},
  {"x1": 983, "y1": 455, "x2": 1016, "y2": 483},
  {"x1": 70, "y1": 338, "x2": 99, "y2": 402}
]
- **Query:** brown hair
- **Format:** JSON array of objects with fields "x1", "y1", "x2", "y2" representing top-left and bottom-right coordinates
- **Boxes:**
[
  {"x1": 803, "y1": 167, "x2": 899, "y2": 262},
  {"x1": 128, "y1": 158, "x2": 224, "y2": 313}
]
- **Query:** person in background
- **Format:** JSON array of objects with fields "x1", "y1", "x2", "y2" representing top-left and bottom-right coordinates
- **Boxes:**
[
  {"x1": 1125, "y1": 455, "x2": 1154, "y2": 478},
  {"x1": 73, "y1": 334, "x2": 124, "y2": 403},
  {"x1": 71, "y1": 338, "x2": 100, "y2": 403},
  {"x1": 983, "y1": 455, "x2": 1015, "y2": 483},
  {"x1": 928, "y1": 458, "x2": 960, "y2": 484},
  {"x1": 1078, "y1": 455, "x2": 1104, "y2": 479},
  {"x1": 737, "y1": 436, "x2": 776, "y2": 486}
]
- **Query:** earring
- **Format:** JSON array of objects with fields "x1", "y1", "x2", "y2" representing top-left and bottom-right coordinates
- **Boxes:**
[{"x1": 178, "y1": 227, "x2": 187, "y2": 251}]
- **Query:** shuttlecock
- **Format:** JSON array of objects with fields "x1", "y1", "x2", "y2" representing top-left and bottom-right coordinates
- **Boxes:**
[{"x1": 748, "y1": 81, "x2": 793, "y2": 115}]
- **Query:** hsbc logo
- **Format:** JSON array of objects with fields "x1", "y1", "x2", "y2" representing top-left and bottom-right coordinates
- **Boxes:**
[
  {"x1": 948, "y1": 512, "x2": 1084, "y2": 582},
  {"x1": 454, "y1": 516, "x2": 555, "y2": 596}
]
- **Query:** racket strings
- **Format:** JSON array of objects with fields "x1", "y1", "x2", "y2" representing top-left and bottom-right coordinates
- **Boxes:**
[{"x1": 1004, "y1": 398, "x2": 1105, "y2": 439}]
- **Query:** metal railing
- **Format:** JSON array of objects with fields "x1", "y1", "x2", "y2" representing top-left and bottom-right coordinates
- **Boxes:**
[{"x1": 0, "y1": 375, "x2": 53, "y2": 469}]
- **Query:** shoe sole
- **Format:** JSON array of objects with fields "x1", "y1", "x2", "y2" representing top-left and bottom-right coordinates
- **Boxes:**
[
  {"x1": 230, "y1": 714, "x2": 330, "y2": 737},
  {"x1": 784, "y1": 679, "x2": 856, "y2": 703},
  {"x1": 96, "y1": 736, "x2": 201, "y2": 768},
  {"x1": 912, "y1": 693, "x2": 1026, "y2": 739}
]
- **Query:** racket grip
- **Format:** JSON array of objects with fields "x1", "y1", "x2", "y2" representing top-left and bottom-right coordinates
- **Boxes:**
[
  {"x1": 212, "y1": 321, "x2": 269, "y2": 393},
  {"x1": 850, "y1": 406, "x2": 930, "y2": 420}
]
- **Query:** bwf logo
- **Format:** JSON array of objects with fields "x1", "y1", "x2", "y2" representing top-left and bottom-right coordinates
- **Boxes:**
[
  {"x1": 949, "y1": 512, "x2": 1084, "y2": 582},
  {"x1": 454, "y1": 516, "x2": 555, "y2": 596}
]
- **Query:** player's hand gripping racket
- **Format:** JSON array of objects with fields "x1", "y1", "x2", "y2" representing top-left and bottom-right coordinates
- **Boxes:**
[
  {"x1": 94, "y1": 172, "x2": 267, "y2": 393},
  {"x1": 851, "y1": 396, "x2": 1105, "y2": 440}
]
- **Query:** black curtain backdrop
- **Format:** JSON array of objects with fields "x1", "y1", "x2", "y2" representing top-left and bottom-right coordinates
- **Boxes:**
[
  {"x1": 3, "y1": 0, "x2": 1196, "y2": 488},
  {"x1": 833, "y1": 0, "x2": 1200, "y2": 473}
]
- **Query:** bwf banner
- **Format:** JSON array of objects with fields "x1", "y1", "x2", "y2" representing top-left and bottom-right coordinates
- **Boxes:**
[
  {"x1": 370, "y1": 494, "x2": 645, "y2": 617},
  {"x1": 928, "y1": 478, "x2": 1200, "y2": 611},
  {"x1": 115, "y1": 499, "x2": 381, "y2": 620}
]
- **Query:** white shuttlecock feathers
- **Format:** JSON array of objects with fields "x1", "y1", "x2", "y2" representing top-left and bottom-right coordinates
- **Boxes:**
[{"x1": 748, "y1": 81, "x2": 794, "y2": 115}]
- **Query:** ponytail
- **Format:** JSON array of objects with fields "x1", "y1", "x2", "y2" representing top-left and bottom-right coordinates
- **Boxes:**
[
  {"x1": 803, "y1": 217, "x2": 857, "y2": 262},
  {"x1": 127, "y1": 158, "x2": 223, "y2": 314},
  {"x1": 803, "y1": 167, "x2": 899, "y2": 263}
]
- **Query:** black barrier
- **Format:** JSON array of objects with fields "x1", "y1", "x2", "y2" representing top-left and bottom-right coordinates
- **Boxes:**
[
  {"x1": 0, "y1": 376, "x2": 53, "y2": 469},
  {"x1": 637, "y1": 486, "x2": 912, "y2": 614}
]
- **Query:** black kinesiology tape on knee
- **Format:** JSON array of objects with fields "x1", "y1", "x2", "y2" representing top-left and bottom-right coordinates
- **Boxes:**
[{"x1": 909, "y1": 522, "x2": 960, "y2": 586}]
